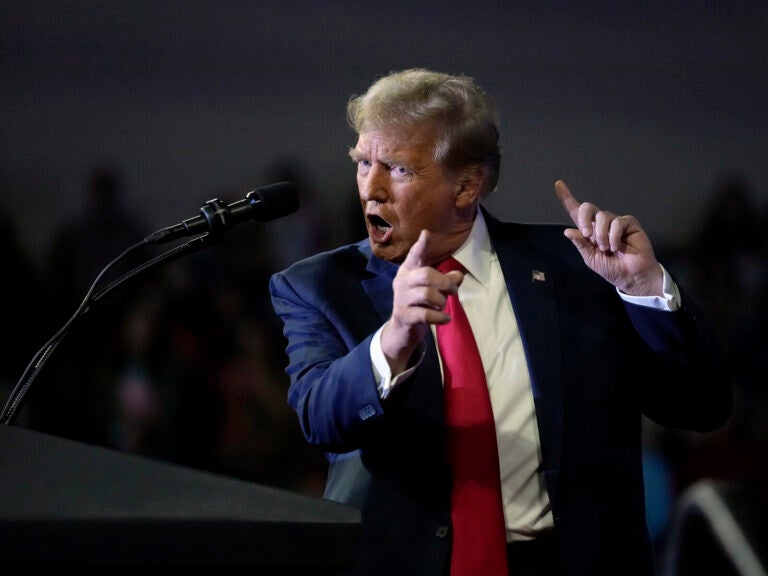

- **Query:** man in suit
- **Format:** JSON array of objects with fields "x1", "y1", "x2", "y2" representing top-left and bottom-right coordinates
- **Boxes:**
[{"x1": 269, "y1": 68, "x2": 732, "y2": 576}]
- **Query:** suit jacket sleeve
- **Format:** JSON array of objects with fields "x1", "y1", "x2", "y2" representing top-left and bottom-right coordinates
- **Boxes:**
[
  {"x1": 269, "y1": 252, "x2": 388, "y2": 454},
  {"x1": 622, "y1": 285, "x2": 734, "y2": 431}
]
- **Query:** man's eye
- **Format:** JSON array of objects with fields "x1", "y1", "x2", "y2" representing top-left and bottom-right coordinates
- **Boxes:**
[{"x1": 391, "y1": 165, "x2": 409, "y2": 175}]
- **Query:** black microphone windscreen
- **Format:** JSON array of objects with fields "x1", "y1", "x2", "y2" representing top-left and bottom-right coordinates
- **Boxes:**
[{"x1": 250, "y1": 181, "x2": 299, "y2": 221}]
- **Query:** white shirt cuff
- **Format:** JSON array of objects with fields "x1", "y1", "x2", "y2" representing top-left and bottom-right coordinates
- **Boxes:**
[
  {"x1": 370, "y1": 324, "x2": 424, "y2": 399},
  {"x1": 617, "y1": 264, "x2": 680, "y2": 311}
]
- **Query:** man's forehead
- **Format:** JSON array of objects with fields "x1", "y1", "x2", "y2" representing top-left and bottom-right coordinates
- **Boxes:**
[{"x1": 354, "y1": 128, "x2": 437, "y2": 157}]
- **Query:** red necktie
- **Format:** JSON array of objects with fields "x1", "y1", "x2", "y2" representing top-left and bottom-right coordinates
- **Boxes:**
[{"x1": 436, "y1": 257, "x2": 508, "y2": 576}]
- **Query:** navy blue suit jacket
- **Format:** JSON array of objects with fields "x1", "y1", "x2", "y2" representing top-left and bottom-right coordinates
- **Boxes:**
[{"x1": 269, "y1": 208, "x2": 733, "y2": 576}]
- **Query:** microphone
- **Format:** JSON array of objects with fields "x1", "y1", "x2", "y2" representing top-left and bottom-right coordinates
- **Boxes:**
[{"x1": 144, "y1": 181, "x2": 299, "y2": 245}]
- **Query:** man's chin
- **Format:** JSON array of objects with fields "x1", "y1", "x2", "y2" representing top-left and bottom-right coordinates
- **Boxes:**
[{"x1": 369, "y1": 239, "x2": 406, "y2": 264}]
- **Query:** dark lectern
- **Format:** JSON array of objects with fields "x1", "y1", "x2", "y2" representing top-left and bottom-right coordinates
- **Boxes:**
[{"x1": 0, "y1": 424, "x2": 360, "y2": 568}]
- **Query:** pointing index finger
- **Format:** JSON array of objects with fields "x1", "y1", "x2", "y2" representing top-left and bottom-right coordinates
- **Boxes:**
[
  {"x1": 402, "y1": 229, "x2": 430, "y2": 270},
  {"x1": 555, "y1": 179, "x2": 580, "y2": 226}
]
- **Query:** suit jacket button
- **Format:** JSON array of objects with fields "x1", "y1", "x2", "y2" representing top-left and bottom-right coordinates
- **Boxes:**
[
  {"x1": 436, "y1": 526, "x2": 449, "y2": 539},
  {"x1": 357, "y1": 404, "x2": 376, "y2": 420}
]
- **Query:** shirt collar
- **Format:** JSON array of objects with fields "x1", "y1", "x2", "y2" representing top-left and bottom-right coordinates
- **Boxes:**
[{"x1": 451, "y1": 209, "x2": 491, "y2": 286}]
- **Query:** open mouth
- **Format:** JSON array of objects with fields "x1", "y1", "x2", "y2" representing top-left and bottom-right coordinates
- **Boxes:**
[{"x1": 367, "y1": 214, "x2": 393, "y2": 243}]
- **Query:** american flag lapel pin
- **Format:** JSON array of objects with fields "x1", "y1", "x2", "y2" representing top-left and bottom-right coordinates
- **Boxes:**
[{"x1": 531, "y1": 269, "x2": 546, "y2": 283}]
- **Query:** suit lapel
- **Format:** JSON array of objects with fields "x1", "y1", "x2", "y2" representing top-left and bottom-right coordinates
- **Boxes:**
[
  {"x1": 360, "y1": 243, "x2": 399, "y2": 323},
  {"x1": 484, "y1": 210, "x2": 563, "y2": 500}
]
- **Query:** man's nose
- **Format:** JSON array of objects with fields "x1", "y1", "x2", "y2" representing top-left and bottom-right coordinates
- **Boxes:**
[{"x1": 359, "y1": 164, "x2": 388, "y2": 202}]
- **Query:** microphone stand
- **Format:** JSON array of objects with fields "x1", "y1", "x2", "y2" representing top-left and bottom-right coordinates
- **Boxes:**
[{"x1": 0, "y1": 232, "x2": 220, "y2": 426}]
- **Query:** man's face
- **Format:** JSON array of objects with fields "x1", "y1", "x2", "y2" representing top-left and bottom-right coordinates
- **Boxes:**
[{"x1": 350, "y1": 125, "x2": 466, "y2": 264}]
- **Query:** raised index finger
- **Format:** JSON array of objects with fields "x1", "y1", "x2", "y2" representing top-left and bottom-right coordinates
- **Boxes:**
[
  {"x1": 555, "y1": 179, "x2": 580, "y2": 226},
  {"x1": 401, "y1": 229, "x2": 430, "y2": 270}
]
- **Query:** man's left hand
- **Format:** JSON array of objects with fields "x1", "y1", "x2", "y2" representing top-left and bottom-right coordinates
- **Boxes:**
[{"x1": 555, "y1": 179, "x2": 663, "y2": 297}]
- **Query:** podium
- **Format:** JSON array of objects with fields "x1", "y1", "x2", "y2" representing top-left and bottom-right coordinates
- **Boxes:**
[{"x1": 0, "y1": 424, "x2": 360, "y2": 568}]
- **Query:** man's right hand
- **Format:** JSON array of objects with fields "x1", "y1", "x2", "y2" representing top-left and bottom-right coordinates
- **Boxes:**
[{"x1": 380, "y1": 229, "x2": 464, "y2": 374}]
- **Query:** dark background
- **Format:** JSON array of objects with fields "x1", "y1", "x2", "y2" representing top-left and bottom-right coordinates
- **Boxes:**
[
  {"x1": 2, "y1": 1, "x2": 766, "y2": 259},
  {"x1": 1, "y1": 0, "x2": 767, "y2": 566}
]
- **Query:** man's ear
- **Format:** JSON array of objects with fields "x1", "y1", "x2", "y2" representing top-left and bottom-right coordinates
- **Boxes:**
[{"x1": 454, "y1": 165, "x2": 485, "y2": 208}]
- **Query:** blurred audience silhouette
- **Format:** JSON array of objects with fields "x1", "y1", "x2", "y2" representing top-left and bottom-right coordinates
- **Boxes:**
[
  {"x1": 644, "y1": 170, "x2": 768, "y2": 569},
  {"x1": 0, "y1": 206, "x2": 44, "y2": 422},
  {"x1": 25, "y1": 166, "x2": 149, "y2": 446},
  {"x1": 680, "y1": 171, "x2": 768, "y2": 495}
]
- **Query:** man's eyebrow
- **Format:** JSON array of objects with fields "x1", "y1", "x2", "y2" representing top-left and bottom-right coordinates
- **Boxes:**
[
  {"x1": 348, "y1": 147, "x2": 365, "y2": 161},
  {"x1": 348, "y1": 147, "x2": 403, "y2": 168}
]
